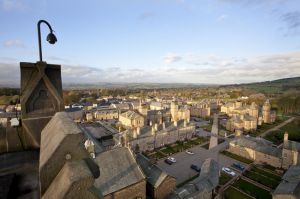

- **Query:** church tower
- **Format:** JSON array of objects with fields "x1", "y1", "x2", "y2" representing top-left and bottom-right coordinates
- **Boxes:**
[
  {"x1": 138, "y1": 99, "x2": 148, "y2": 116},
  {"x1": 171, "y1": 101, "x2": 178, "y2": 122},
  {"x1": 262, "y1": 99, "x2": 271, "y2": 124}
]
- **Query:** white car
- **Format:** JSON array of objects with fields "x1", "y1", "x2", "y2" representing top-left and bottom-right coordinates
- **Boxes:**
[
  {"x1": 185, "y1": 150, "x2": 194, "y2": 155},
  {"x1": 167, "y1": 157, "x2": 176, "y2": 163},
  {"x1": 222, "y1": 167, "x2": 236, "y2": 176}
]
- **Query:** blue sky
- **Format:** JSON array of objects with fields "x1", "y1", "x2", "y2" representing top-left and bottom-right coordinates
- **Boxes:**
[{"x1": 0, "y1": 0, "x2": 300, "y2": 84}]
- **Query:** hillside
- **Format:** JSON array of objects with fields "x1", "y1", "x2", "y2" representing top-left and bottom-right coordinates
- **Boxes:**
[{"x1": 230, "y1": 77, "x2": 300, "y2": 94}]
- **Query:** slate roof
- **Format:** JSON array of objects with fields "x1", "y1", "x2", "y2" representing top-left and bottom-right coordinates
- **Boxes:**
[
  {"x1": 230, "y1": 137, "x2": 281, "y2": 157},
  {"x1": 273, "y1": 165, "x2": 300, "y2": 197},
  {"x1": 136, "y1": 153, "x2": 172, "y2": 188},
  {"x1": 193, "y1": 158, "x2": 219, "y2": 192},
  {"x1": 283, "y1": 140, "x2": 300, "y2": 152},
  {"x1": 120, "y1": 110, "x2": 143, "y2": 120},
  {"x1": 126, "y1": 119, "x2": 194, "y2": 138},
  {"x1": 94, "y1": 147, "x2": 145, "y2": 196}
]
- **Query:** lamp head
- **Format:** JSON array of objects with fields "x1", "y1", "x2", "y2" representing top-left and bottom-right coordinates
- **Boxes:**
[{"x1": 47, "y1": 32, "x2": 57, "y2": 44}]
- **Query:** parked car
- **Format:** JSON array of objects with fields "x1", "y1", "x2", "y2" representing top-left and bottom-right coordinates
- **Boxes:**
[
  {"x1": 164, "y1": 158, "x2": 173, "y2": 165},
  {"x1": 190, "y1": 164, "x2": 201, "y2": 172},
  {"x1": 185, "y1": 150, "x2": 194, "y2": 155},
  {"x1": 233, "y1": 163, "x2": 245, "y2": 171},
  {"x1": 222, "y1": 167, "x2": 236, "y2": 176},
  {"x1": 167, "y1": 157, "x2": 176, "y2": 163}
]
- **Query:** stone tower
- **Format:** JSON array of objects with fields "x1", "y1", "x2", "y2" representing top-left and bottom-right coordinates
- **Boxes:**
[
  {"x1": 249, "y1": 102, "x2": 259, "y2": 118},
  {"x1": 170, "y1": 101, "x2": 178, "y2": 122},
  {"x1": 262, "y1": 99, "x2": 271, "y2": 124},
  {"x1": 20, "y1": 61, "x2": 64, "y2": 149},
  {"x1": 138, "y1": 100, "x2": 148, "y2": 116}
]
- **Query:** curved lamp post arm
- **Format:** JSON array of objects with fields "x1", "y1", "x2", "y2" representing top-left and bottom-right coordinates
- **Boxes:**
[{"x1": 37, "y1": 20, "x2": 56, "y2": 62}]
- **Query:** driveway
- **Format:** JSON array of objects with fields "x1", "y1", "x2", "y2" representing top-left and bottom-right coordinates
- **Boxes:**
[{"x1": 157, "y1": 138, "x2": 243, "y2": 184}]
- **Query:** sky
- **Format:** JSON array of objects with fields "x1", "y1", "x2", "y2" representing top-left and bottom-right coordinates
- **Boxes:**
[{"x1": 0, "y1": 0, "x2": 300, "y2": 85}]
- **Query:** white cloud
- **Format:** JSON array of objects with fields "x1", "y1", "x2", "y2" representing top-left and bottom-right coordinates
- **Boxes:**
[
  {"x1": 138, "y1": 12, "x2": 155, "y2": 20},
  {"x1": 0, "y1": 51, "x2": 299, "y2": 85},
  {"x1": 1, "y1": 0, "x2": 27, "y2": 11},
  {"x1": 217, "y1": 14, "x2": 228, "y2": 21},
  {"x1": 163, "y1": 53, "x2": 182, "y2": 64},
  {"x1": 3, "y1": 40, "x2": 26, "y2": 48}
]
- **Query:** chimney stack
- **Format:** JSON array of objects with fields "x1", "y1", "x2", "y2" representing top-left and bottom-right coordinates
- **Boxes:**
[
  {"x1": 174, "y1": 121, "x2": 177, "y2": 127},
  {"x1": 152, "y1": 125, "x2": 155, "y2": 135},
  {"x1": 154, "y1": 123, "x2": 158, "y2": 131},
  {"x1": 284, "y1": 132, "x2": 289, "y2": 142},
  {"x1": 162, "y1": 122, "x2": 166, "y2": 130},
  {"x1": 133, "y1": 129, "x2": 137, "y2": 139}
]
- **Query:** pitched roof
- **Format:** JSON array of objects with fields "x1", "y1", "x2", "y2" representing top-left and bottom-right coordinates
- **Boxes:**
[
  {"x1": 121, "y1": 110, "x2": 143, "y2": 120},
  {"x1": 94, "y1": 147, "x2": 145, "y2": 196},
  {"x1": 193, "y1": 158, "x2": 219, "y2": 192},
  {"x1": 136, "y1": 153, "x2": 172, "y2": 188},
  {"x1": 231, "y1": 137, "x2": 281, "y2": 157},
  {"x1": 283, "y1": 140, "x2": 300, "y2": 152},
  {"x1": 273, "y1": 165, "x2": 300, "y2": 197}
]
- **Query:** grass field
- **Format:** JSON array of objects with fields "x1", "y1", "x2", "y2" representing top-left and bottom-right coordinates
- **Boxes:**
[
  {"x1": 160, "y1": 137, "x2": 208, "y2": 155},
  {"x1": 219, "y1": 172, "x2": 232, "y2": 185},
  {"x1": 232, "y1": 179, "x2": 272, "y2": 199},
  {"x1": 221, "y1": 151, "x2": 253, "y2": 164},
  {"x1": 264, "y1": 120, "x2": 300, "y2": 145},
  {"x1": 224, "y1": 186, "x2": 253, "y2": 199},
  {"x1": 251, "y1": 166, "x2": 282, "y2": 181},
  {"x1": 244, "y1": 170, "x2": 280, "y2": 189}
]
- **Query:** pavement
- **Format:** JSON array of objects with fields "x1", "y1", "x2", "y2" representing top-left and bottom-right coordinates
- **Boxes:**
[{"x1": 156, "y1": 137, "x2": 245, "y2": 184}]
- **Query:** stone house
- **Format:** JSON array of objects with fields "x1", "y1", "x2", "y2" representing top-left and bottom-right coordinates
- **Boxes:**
[
  {"x1": 228, "y1": 132, "x2": 300, "y2": 169},
  {"x1": 128, "y1": 120, "x2": 195, "y2": 152},
  {"x1": 94, "y1": 108, "x2": 119, "y2": 120},
  {"x1": 119, "y1": 110, "x2": 145, "y2": 128},
  {"x1": 136, "y1": 153, "x2": 176, "y2": 199}
]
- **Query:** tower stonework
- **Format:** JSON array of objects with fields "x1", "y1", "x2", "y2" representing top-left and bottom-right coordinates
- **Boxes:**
[
  {"x1": 170, "y1": 101, "x2": 178, "y2": 122},
  {"x1": 20, "y1": 62, "x2": 64, "y2": 149},
  {"x1": 262, "y1": 99, "x2": 271, "y2": 124}
]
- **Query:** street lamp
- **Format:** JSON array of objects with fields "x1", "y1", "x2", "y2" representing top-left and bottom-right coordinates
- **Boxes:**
[{"x1": 37, "y1": 20, "x2": 57, "y2": 62}]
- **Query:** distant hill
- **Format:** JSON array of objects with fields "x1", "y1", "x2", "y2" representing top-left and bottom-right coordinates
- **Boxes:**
[
  {"x1": 228, "y1": 76, "x2": 300, "y2": 94},
  {"x1": 62, "y1": 82, "x2": 218, "y2": 90}
]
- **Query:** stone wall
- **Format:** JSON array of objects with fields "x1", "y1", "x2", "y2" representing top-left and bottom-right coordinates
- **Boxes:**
[
  {"x1": 228, "y1": 144, "x2": 282, "y2": 168},
  {"x1": 104, "y1": 180, "x2": 146, "y2": 199},
  {"x1": 154, "y1": 176, "x2": 176, "y2": 199}
]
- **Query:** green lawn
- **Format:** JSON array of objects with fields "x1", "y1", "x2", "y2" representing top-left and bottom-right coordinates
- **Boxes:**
[
  {"x1": 251, "y1": 166, "x2": 282, "y2": 181},
  {"x1": 219, "y1": 172, "x2": 232, "y2": 186},
  {"x1": 224, "y1": 186, "x2": 253, "y2": 199},
  {"x1": 232, "y1": 179, "x2": 272, "y2": 199},
  {"x1": 264, "y1": 120, "x2": 300, "y2": 145},
  {"x1": 252, "y1": 116, "x2": 289, "y2": 136},
  {"x1": 159, "y1": 137, "x2": 208, "y2": 156},
  {"x1": 244, "y1": 170, "x2": 280, "y2": 189},
  {"x1": 221, "y1": 151, "x2": 253, "y2": 164}
]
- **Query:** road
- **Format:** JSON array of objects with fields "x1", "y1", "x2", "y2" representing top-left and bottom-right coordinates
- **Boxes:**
[
  {"x1": 260, "y1": 117, "x2": 295, "y2": 137},
  {"x1": 157, "y1": 138, "x2": 246, "y2": 184}
]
